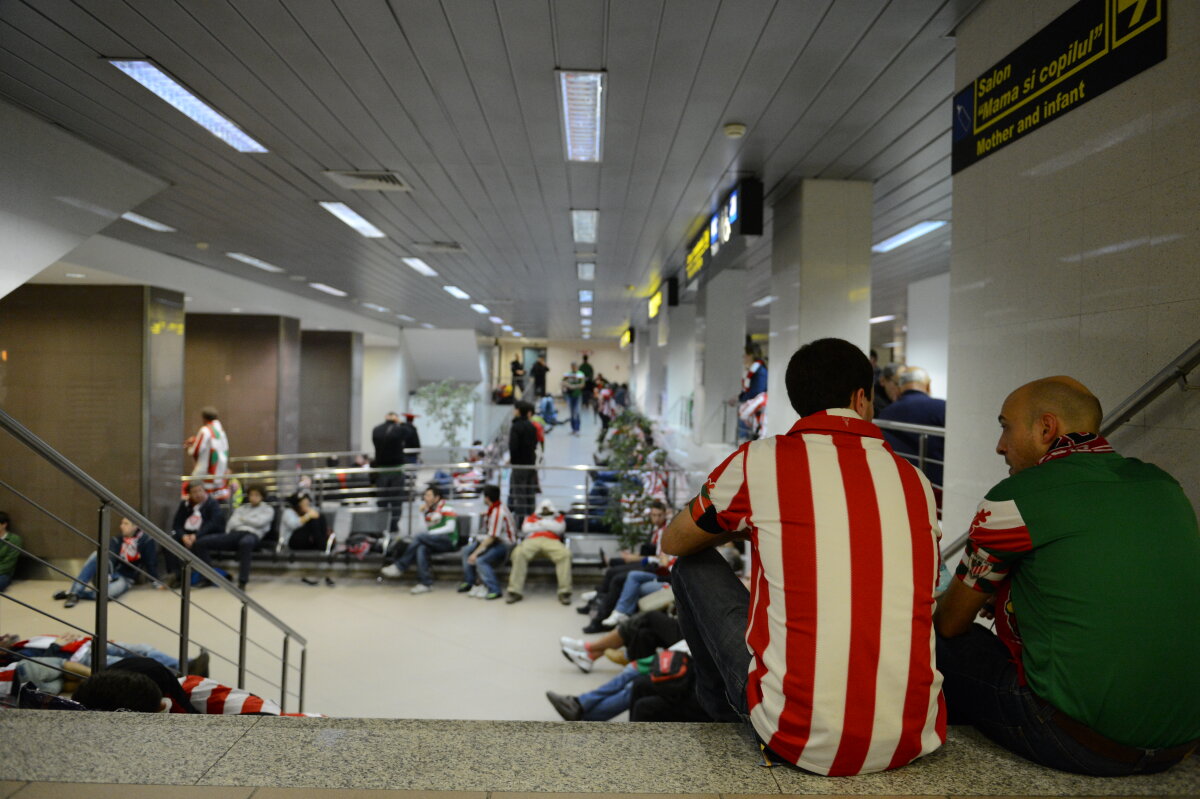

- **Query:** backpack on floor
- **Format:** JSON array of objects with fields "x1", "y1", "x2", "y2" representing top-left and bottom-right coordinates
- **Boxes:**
[{"x1": 648, "y1": 649, "x2": 692, "y2": 702}]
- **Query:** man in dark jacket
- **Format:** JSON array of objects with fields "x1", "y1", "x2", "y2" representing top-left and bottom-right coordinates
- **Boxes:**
[
  {"x1": 876, "y1": 366, "x2": 946, "y2": 489},
  {"x1": 372, "y1": 412, "x2": 405, "y2": 532},
  {"x1": 529, "y1": 356, "x2": 549, "y2": 398},
  {"x1": 398, "y1": 413, "x2": 422, "y2": 464},
  {"x1": 508, "y1": 401, "x2": 539, "y2": 520},
  {"x1": 165, "y1": 482, "x2": 225, "y2": 583}
]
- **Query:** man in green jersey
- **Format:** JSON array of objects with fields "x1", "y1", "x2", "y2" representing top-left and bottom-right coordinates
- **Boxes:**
[{"x1": 935, "y1": 376, "x2": 1200, "y2": 775}]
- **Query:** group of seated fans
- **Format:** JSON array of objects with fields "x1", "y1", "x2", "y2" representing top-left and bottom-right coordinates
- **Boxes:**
[{"x1": 7, "y1": 335, "x2": 1196, "y2": 782}]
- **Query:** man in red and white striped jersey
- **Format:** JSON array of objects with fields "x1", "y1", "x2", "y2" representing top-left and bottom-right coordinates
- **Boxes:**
[{"x1": 664, "y1": 338, "x2": 945, "y2": 776}]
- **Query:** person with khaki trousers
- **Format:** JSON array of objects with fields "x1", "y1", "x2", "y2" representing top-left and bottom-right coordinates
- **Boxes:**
[{"x1": 506, "y1": 499, "x2": 572, "y2": 606}]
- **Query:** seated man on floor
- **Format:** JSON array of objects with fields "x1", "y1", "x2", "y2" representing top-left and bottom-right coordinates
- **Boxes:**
[
  {"x1": 934, "y1": 376, "x2": 1200, "y2": 776},
  {"x1": 193, "y1": 483, "x2": 274, "y2": 591},
  {"x1": 55, "y1": 516, "x2": 162, "y2": 608},
  {"x1": 506, "y1": 499, "x2": 572, "y2": 605},
  {"x1": 165, "y1": 482, "x2": 225, "y2": 585},
  {"x1": 458, "y1": 484, "x2": 516, "y2": 600},
  {"x1": 663, "y1": 338, "x2": 945, "y2": 776},
  {"x1": 381, "y1": 485, "x2": 459, "y2": 594}
]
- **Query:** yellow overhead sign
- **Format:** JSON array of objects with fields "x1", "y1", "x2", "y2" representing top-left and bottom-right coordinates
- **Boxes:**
[{"x1": 648, "y1": 290, "x2": 663, "y2": 319}]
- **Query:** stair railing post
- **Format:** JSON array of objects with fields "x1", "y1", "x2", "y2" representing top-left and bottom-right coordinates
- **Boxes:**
[{"x1": 92, "y1": 502, "x2": 111, "y2": 673}]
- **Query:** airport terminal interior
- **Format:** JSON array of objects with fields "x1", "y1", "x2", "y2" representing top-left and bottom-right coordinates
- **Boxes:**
[{"x1": 0, "y1": 0, "x2": 1198, "y2": 796}]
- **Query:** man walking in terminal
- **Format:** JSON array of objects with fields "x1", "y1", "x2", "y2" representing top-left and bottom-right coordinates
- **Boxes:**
[
  {"x1": 185, "y1": 406, "x2": 230, "y2": 500},
  {"x1": 663, "y1": 338, "x2": 945, "y2": 776},
  {"x1": 934, "y1": 377, "x2": 1200, "y2": 775}
]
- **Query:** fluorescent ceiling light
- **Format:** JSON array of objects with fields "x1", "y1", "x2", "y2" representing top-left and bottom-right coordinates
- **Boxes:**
[
  {"x1": 318, "y1": 201, "x2": 386, "y2": 238},
  {"x1": 226, "y1": 252, "x2": 284, "y2": 273},
  {"x1": 501, "y1": 324, "x2": 513, "y2": 332},
  {"x1": 309, "y1": 282, "x2": 348, "y2": 297},
  {"x1": 577, "y1": 261, "x2": 595, "y2": 281},
  {"x1": 421, "y1": 323, "x2": 435, "y2": 329},
  {"x1": 513, "y1": 332, "x2": 523, "y2": 337},
  {"x1": 556, "y1": 70, "x2": 605, "y2": 162},
  {"x1": 582, "y1": 333, "x2": 591, "y2": 339},
  {"x1": 402, "y1": 257, "x2": 437, "y2": 277},
  {"x1": 230, "y1": 307, "x2": 242, "y2": 313},
  {"x1": 871, "y1": 220, "x2": 947, "y2": 253},
  {"x1": 580, "y1": 306, "x2": 593, "y2": 317},
  {"x1": 396, "y1": 314, "x2": 415, "y2": 322},
  {"x1": 470, "y1": 303, "x2": 490, "y2": 314},
  {"x1": 571, "y1": 210, "x2": 598, "y2": 244},
  {"x1": 750, "y1": 295, "x2": 776, "y2": 308},
  {"x1": 120, "y1": 212, "x2": 176, "y2": 232},
  {"x1": 65, "y1": 272, "x2": 87, "y2": 279},
  {"x1": 109, "y1": 60, "x2": 267, "y2": 153},
  {"x1": 578, "y1": 289, "x2": 594, "y2": 303},
  {"x1": 488, "y1": 316, "x2": 504, "y2": 324},
  {"x1": 869, "y1": 314, "x2": 896, "y2": 324},
  {"x1": 881, "y1": 341, "x2": 903, "y2": 348},
  {"x1": 443, "y1": 286, "x2": 470, "y2": 300},
  {"x1": 361, "y1": 302, "x2": 390, "y2": 313}
]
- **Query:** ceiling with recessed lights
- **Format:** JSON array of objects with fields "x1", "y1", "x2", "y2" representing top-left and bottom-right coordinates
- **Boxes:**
[{"x1": 0, "y1": 0, "x2": 975, "y2": 342}]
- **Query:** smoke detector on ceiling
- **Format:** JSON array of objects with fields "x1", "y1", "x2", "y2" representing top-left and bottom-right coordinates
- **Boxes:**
[
  {"x1": 322, "y1": 170, "x2": 411, "y2": 192},
  {"x1": 723, "y1": 122, "x2": 747, "y2": 139},
  {"x1": 412, "y1": 241, "x2": 466, "y2": 254}
]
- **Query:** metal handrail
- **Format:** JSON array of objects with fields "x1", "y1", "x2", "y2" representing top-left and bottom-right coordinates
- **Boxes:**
[
  {"x1": 0, "y1": 406, "x2": 307, "y2": 709},
  {"x1": 1100, "y1": 337, "x2": 1200, "y2": 437},
  {"x1": 229, "y1": 445, "x2": 476, "y2": 465}
]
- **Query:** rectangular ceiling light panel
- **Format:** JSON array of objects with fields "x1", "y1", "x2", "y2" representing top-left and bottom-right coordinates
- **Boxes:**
[
  {"x1": 109, "y1": 60, "x2": 267, "y2": 153},
  {"x1": 871, "y1": 220, "x2": 947, "y2": 253},
  {"x1": 443, "y1": 286, "x2": 470, "y2": 300},
  {"x1": 319, "y1": 202, "x2": 386, "y2": 238},
  {"x1": 470, "y1": 303, "x2": 490, "y2": 314},
  {"x1": 488, "y1": 316, "x2": 504, "y2": 324},
  {"x1": 309, "y1": 282, "x2": 347, "y2": 297},
  {"x1": 571, "y1": 210, "x2": 598, "y2": 244},
  {"x1": 120, "y1": 212, "x2": 176, "y2": 232},
  {"x1": 361, "y1": 302, "x2": 390, "y2": 313},
  {"x1": 557, "y1": 71, "x2": 605, "y2": 162},
  {"x1": 226, "y1": 252, "x2": 284, "y2": 273},
  {"x1": 577, "y1": 261, "x2": 595, "y2": 281},
  {"x1": 578, "y1": 289, "x2": 593, "y2": 303},
  {"x1": 402, "y1": 257, "x2": 438, "y2": 277}
]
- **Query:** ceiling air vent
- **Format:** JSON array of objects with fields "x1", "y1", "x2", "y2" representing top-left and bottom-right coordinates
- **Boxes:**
[
  {"x1": 322, "y1": 170, "x2": 411, "y2": 192},
  {"x1": 413, "y1": 241, "x2": 466, "y2": 254}
]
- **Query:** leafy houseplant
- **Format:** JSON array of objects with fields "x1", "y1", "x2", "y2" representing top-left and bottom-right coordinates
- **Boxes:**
[
  {"x1": 599, "y1": 409, "x2": 664, "y2": 551},
  {"x1": 413, "y1": 380, "x2": 477, "y2": 452}
]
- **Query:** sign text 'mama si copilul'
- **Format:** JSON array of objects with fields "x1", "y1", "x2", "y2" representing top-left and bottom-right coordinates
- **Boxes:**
[{"x1": 952, "y1": 0, "x2": 1166, "y2": 173}]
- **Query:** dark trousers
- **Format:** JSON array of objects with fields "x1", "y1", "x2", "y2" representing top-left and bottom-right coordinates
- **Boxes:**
[
  {"x1": 376, "y1": 471, "x2": 406, "y2": 532},
  {"x1": 193, "y1": 530, "x2": 259, "y2": 586},
  {"x1": 508, "y1": 467, "x2": 538, "y2": 520},
  {"x1": 288, "y1": 517, "x2": 328, "y2": 551},
  {"x1": 670, "y1": 548, "x2": 751, "y2": 723},
  {"x1": 937, "y1": 624, "x2": 1191, "y2": 775}
]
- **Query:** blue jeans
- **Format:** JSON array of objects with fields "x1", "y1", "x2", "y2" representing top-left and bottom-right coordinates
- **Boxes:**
[
  {"x1": 461, "y1": 540, "x2": 509, "y2": 594},
  {"x1": 937, "y1": 624, "x2": 1191, "y2": 775},
  {"x1": 394, "y1": 533, "x2": 456, "y2": 586},
  {"x1": 106, "y1": 642, "x2": 178, "y2": 671},
  {"x1": 70, "y1": 552, "x2": 133, "y2": 600},
  {"x1": 579, "y1": 664, "x2": 638, "y2": 721},
  {"x1": 615, "y1": 570, "x2": 666, "y2": 615},
  {"x1": 567, "y1": 394, "x2": 582, "y2": 432},
  {"x1": 670, "y1": 548, "x2": 751, "y2": 723},
  {"x1": 0, "y1": 573, "x2": 11, "y2": 592}
]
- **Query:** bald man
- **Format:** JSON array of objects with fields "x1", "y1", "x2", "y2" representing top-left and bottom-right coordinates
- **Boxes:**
[{"x1": 934, "y1": 376, "x2": 1200, "y2": 776}]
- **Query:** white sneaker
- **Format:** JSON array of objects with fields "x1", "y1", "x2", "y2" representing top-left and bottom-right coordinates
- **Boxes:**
[
  {"x1": 560, "y1": 636, "x2": 585, "y2": 650},
  {"x1": 580, "y1": 590, "x2": 597, "y2": 602},
  {"x1": 561, "y1": 646, "x2": 593, "y2": 673},
  {"x1": 602, "y1": 610, "x2": 629, "y2": 628},
  {"x1": 380, "y1": 564, "x2": 401, "y2": 578},
  {"x1": 410, "y1": 584, "x2": 433, "y2": 594},
  {"x1": 469, "y1": 585, "x2": 488, "y2": 598}
]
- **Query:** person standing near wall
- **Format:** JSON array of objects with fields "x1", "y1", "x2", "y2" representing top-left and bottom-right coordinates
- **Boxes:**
[
  {"x1": 562, "y1": 362, "x2": 586, "y2": 436},
  {"x1": 510, "y1": 354, "x2": 527, "y2": 399},
  {"x1": 186, "y1": 407, "x2": 230, "y2": 500},
  {"x1": 530, "y1": 356, "x2": 549, "y2": 398},
  {"x1": 372, "y1": 412, "x2": 405, "y2": 533},
  {"x1": 579, "y1": 354, "x2": 595, "y2": 411}
]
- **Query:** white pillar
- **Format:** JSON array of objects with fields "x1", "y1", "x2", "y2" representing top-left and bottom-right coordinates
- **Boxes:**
[
  {"x1": 765, "y1": 179, "x2": 873, "y2": 435},
  {"x1": 664, "y1": 304, "x2": 697, "y2": 429},
  {"x1": 695, "y1": 269, "x2": 746, "y2": 444}
]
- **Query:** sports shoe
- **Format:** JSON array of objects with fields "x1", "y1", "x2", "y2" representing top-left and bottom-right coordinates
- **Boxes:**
[
  {"x1": 456, "y1": 582, "x2": 472, "y2": 593},
  {"x1": 53, "y1": 590, "x2": 69, "y2": 600},
  {"x1": 505, "y1": 591, "x2": 523, "y2": 604},
  {"x1": 601, "y1": 610, "x2": 629, "y2": 628},
  {"x1": 187, "y1": 649, "x2": 210, "y2": 678},
  {"x1": 558, "y1": 591, "x2": 572, "y2": 606},
  {"x1": 469, "y1": 585, "x2": 488, "y2": 598},
  {"x1": 560, "y1": 636, "x2": 585, "y2": 651},
  {"x1": 484, "y1": 592, "x2": 501, "y2": 600},
  {"x1": 580, "y1": 590, "x2": 597, "y2": 602},
  {"x1": 410, "y1": 584, "x2": 433, "y2": 594},
  {"x1": 546, "y1": 690, "x2": 584, "y2": 721},
  {"x1": 63, "y1": 593, "x2": 80, "y2": 609},
  {"x1": 380, "y1": 563, "x2": 402, "y2": 578},
  {"x1": 561, "y1": 645, "x2": 593, "y2": 673}
]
